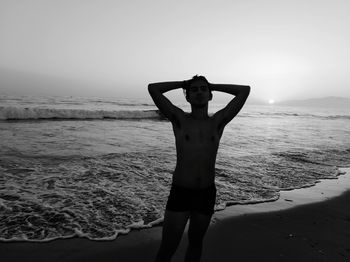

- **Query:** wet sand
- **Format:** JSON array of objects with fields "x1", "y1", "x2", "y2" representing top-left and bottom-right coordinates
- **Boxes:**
[{"x1": 1, "y1": 168, "x2": 349, "y2": 262}]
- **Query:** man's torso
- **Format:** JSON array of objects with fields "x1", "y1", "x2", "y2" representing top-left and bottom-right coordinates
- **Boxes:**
[{"x1": 171, "y1": 113, "x2": 224, "y2": 189}]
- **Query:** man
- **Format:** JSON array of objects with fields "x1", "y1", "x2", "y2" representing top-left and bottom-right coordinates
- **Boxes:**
[{"x1": 148, "y1": 75, "x2": 250, "y2": 262}]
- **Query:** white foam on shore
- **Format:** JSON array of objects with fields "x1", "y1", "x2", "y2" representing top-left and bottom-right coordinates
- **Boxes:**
[
  {"x1": 1, "y1": 168, "x2": 348, "y2": 243},
  {"x1": 213, "y1": 167, "x2": 350, "y2": 222}
]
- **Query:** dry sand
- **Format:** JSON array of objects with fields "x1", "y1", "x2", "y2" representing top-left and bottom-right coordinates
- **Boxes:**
[{"x1": 1, "y1": 168, "x2": 349, "y2": 262}]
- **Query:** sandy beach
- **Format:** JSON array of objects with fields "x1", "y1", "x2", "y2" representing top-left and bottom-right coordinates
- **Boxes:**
[{"x1": 1, "y1": 168, "x2": 349, "y2": 262}]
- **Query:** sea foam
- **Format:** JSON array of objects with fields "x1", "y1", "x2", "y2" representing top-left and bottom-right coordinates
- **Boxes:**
[{"x1": 0, "y1": 106, "x2": 162, "y2": 120}]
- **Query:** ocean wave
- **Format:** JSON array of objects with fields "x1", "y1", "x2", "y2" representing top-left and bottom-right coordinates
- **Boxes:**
[
  {"x1": 324, "y1": 115, "x2": 350, "y2": 120},
  {"x1": 87, "y1": 100, "x2": 154, "y2": 107},
  {"x1": 0, "y1": 106, "x2": 163, "y2": 120},
  {"x1": 242, "y1": 111, "x2": 350, "y2": 120},
  {"x1": 1, "y1": 105, "x2": 349, "y2": 121}
]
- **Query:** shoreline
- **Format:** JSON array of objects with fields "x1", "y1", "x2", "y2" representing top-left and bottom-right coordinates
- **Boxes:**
[
  {"x1": 1, "y1": 167, "x2": 349, "y2": 262},
  {"x1": 214, "y1": 167, "x2": 350, "y2": 221}
]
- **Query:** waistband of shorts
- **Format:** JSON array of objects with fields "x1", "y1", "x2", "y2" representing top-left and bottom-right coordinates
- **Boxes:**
[{"x1": 170, "y1": 183, "x2": 216, "y2": 192}]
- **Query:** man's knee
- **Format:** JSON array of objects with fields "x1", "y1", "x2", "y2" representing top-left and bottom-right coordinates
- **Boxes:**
[
  {"x1": 188, "y1": 230, "x2": 204, "y2": 247},
  {"x1": 159, "y1": 238, "x2": 180, "y2": 255},
  {"x1": 155, "y1": 247, "x2": 173, "y2": 262},
  {"x1": 187, "y1": 217, "x2": 210, "y2": 246}
]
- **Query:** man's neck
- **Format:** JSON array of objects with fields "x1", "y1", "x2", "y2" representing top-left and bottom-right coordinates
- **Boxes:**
[{"x1": 190, "y1": 104, "x2": 209, "y2": 120}]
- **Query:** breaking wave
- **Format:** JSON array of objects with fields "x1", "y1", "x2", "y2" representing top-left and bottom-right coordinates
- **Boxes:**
[
  {"x1": 0, "y1": 107, "x2": 163, "y2": 120},
  {"x1": 1, "y1": 106, "x2": 349, "y2": 121}
]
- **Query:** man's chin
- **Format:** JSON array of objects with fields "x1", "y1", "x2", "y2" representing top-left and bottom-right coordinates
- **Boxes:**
[{"x1": 192, "y1": 102, "x2": 208, "y2": 108}]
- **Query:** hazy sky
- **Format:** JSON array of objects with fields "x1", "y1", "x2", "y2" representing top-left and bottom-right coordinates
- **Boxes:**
[{"x1": 1, "y1": 0, "x2": 349, "y2": 102}]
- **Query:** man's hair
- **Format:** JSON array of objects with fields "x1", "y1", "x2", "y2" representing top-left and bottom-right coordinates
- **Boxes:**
[{"x1": 182, "y1": 75, "x2": 212, "y2": 97}]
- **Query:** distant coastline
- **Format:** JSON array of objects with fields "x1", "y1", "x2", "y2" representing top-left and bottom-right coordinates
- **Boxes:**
[{"x1": 249, "y1": 96, "x2": 350, "y2": 108}]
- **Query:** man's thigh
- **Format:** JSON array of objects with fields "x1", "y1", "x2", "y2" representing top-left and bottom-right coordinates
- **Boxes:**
[
  {"x1": 187, "y1": 212, "x2": 212, "y2": 243},
  {"x1": 161, "y1": 210, "x2": 191, "y2": 247}
]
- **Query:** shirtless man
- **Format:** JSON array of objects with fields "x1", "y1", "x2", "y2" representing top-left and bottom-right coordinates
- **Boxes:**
[{"x1": 148, "y1": 75, "x2": 250, "y2": 262}]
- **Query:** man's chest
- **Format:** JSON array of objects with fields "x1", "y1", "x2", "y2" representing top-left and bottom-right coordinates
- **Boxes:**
[{"x1": 173, "y1": 118, "x2": 221, "y2": 144}]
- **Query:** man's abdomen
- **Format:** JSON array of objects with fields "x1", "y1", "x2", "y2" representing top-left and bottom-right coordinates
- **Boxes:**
[{"x1": 172, "y1": 160, "x2": 216, "y2": 189}]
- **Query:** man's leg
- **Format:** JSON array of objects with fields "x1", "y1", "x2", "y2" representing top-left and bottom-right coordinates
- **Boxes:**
[
  {"x1": 185, "y1": 212, "x2": 212, "y2": 262},
  {"x1": 154, "y1": 210, "x2": 190, "y2": 262}
]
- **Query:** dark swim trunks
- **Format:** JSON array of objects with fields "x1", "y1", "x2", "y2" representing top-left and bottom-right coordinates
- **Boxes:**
[{"x1": 166, "y1": 183, "x2": 217, "y2": 215}]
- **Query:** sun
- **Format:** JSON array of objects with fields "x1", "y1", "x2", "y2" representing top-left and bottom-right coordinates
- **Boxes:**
[{"x1": 268, "y1": 99, "x2": 275, "y2": 104}]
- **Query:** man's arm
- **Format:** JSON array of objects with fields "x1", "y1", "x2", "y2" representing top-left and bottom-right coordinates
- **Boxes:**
[
  {"x1": 148, "y1": 81, "x2": 184, "y2": 122},
  {"x1": 211, "y1": 83, "x2": 250, "y2": 128}
]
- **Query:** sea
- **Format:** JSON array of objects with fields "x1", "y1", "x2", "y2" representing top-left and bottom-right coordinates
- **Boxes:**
[{"x1": 0, "y1": 95, "x2": 349, "y2": 242}]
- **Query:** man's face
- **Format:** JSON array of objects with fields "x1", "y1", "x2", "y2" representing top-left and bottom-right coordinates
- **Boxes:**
[{"x1": 186, "y1": 79, "x2": 212, "y2": 107}]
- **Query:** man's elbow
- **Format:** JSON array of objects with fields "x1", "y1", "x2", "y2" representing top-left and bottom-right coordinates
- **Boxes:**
[
  {"x1": 148, "y1": 83, "x2": 156, "y2": 94},
  {"x1": 244, "y1": 85, "x2": 251, "y2": 96}
]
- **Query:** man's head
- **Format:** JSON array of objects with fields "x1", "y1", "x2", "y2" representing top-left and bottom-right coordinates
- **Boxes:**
[{"x1": 183, "y1": 75, "x2": 213, "y2": 107}]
